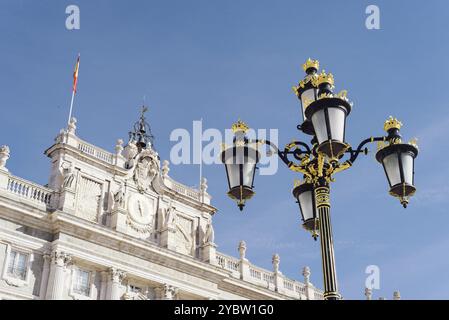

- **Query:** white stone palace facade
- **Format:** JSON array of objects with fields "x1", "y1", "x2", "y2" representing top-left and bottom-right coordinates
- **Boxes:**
[{"x1": 0, "y1": 115, "x2": 323, "y2": 300}]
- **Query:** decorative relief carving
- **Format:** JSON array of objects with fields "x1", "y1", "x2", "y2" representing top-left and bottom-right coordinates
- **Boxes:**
[
  {"x1": 315, "y1": 187, "x2": 330, "y2": 207},
  {"x1": 77, "y1": 176, "x2": 102, "y2": 221},
  {"x1": 132, "y1": 149, "x2": 160, "y2": 193},
  {"x1": 52, "y1": 251, "x2": 72, "y2": 268},
  {"x1": 155, "y1": 284, "x2": 178, "y2": 300},
  {"x1": 109, "y1": 267, "x2": 127, "y2": 283},
  {"x1": 175, "y1": 216, "x2": 194, "y2": 255}
]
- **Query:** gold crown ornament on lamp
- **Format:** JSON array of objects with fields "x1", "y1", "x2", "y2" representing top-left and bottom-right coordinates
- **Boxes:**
[
  {"x1": 383, "y1": 116, "x2": 403, "y2": 132},
  {"x1": 231, "y1": 119, "x2": 250, "y2": 134},
  {"x1": 313, "y1": 70, "x2": 335, "y2": 88},
  {"x1": 302, "y1": 58, "x2": 320, "y2": 72}
]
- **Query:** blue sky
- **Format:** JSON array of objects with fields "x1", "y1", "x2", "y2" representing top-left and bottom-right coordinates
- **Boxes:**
[{"x1": 0, "y1": 0, "x2": 448, "y2": 299}]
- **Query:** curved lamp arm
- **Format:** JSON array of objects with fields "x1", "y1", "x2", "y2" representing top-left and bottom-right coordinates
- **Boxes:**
[
  {"x1": 349, "y1": 136, "x2": 386, "y2": 163},
  {"x1": 250, "y1": 139, "x2": 312, "y2": 167}
]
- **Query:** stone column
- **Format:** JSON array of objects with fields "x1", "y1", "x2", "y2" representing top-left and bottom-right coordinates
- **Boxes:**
[
  {"x1": 109, "y1": 268, "x2": 126, "y2": 300},
  {"x1": 39, "y1": 254, "x2": 51, "y2": 300},
  {"x1": 46, "y1": 251, "x2": 72, "y2": 300}
]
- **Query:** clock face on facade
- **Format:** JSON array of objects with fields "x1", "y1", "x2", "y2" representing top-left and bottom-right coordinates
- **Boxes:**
[{"x1": 127, "y1": 193, "x2": 154, "y2": 226}]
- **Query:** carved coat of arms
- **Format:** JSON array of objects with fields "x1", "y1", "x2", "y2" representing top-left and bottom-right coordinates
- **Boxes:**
[{"x1": 133, "y1": 149, "x2": 160, "y2": 193}]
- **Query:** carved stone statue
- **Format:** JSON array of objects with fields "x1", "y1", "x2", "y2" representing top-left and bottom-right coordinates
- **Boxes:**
[
  {"x1": 113, "y1": 183, "x2": 126, "y2": 208},
  {"x1": 238, "y1": 240, "x2": 247, "y2": 260},
  {"x1": 115, "y1": 139, "x2": 124, "y2": 156},
  {"x1": 302, "y1": 266, "x2": 311, "y2": 284},
  {"x1": 0, "y1": 145, "x2": 10, "y2": 169},
  {"x1": 67, "y1": 117, "x2": 77, "y2": 135},
  {"x1": 164, "y1": 206, "x2": 177, "y2": 228},
  {"x1": 200, "y1": 177, "x2": 208, "y2": 193},
  {"x1": 162, "y1": 160, "x2": 170, "y2": 178},
  {"x1": 203, "y1": 220, "x2": 215, "y2": 245},
  {"x1": 272, "y1": 254, "x2": 280, "y2": 274},
  {"x1": 365, "y1": 287, "x2": 373, "y2": 300},
  {"x1": 123, "y1": 140, "x2": 138, "y2": 169},
  {"x1": 61, "y1": 162, "x2": 75, "y2": 189}
]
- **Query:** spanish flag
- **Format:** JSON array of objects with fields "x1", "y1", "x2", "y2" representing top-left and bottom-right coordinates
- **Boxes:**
[{"x1": 72, "y1": 54, "x2": 80, "y2": 93}]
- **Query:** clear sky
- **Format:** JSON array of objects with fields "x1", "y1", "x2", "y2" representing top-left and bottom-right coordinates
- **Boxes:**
[{"x1": 0, "y1": 0, "x2": 448, "y2": 299}]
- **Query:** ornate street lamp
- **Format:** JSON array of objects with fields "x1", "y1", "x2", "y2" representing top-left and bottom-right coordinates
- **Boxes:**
[
  {"x1": 292, "y1": 181, "x2": 319, "y2": 240},
  {"x1": 221, "y1": 120, "x2": 260, "y2": 211},
  {"x1": 293, "y1": 58, "x2": 320, "y2": 134},
  {"x1": 220, "y1": 59, "x2": 418, "y2": 300},
  {"x1": 376, "y1": 117, "x2": 418, "y2": 208}
]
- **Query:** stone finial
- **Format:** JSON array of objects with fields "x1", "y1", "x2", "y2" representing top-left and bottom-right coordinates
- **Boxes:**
[
  {"x1": 115, "y1": 139, "x2": 124, "y2": 155},
  {"x1": 162, "y1": 160, "x2": 170, "y2": 178},
  {"x1": 0, "y1": 145, "x2": 10, "y2": 170},
  {"x1": 67, "y1": 117, "x2": 77, "y2": 135},
  {"x1": 238, "y1": 241, "x2": 247, "y2": 260},
  {"x1": 393, "y1": 290, "x2": 401, "y2": 300},
  {"x1": 272, "y1": 254, "x2": 280, "y2": 273},
  {"x1": 200, "y1": 177, "x2": 208, "y2": 193},
  {"x1": 365, "y1": 287, "x2": 373, "y2": 300},
  {"x1": 302, "y1": 266, "x2": 311, "y2": 284}
]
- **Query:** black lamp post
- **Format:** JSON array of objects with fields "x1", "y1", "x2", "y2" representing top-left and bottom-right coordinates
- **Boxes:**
[{"x1": 220, "y1": 59, "x2": 418, "y2": 300}]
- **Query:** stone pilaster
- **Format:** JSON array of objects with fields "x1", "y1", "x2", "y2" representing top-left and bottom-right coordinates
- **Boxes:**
[
  {"x1": 39, "y1": 253, "x2": 51, "y2": 300},
  {"x1": 160, "y1": 226, "x2": 178, "y2": 251},
  {"x1": 46, "y1": 251, "x2": 72, "y2": 300},
  {"x1": 200, "y1": 242, "x2": 217, "y2": 265}
]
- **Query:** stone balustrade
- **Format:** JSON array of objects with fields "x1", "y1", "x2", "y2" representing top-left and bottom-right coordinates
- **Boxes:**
[
  {"x1": 4, "y1": 175, "x2": 53, "y2": 207},
  {"x1": 215, "y1": 251, "x2": 323, "y2": 299},
  {"x1": 77, "y1": 140, "x2": 114, "y2": 164}
]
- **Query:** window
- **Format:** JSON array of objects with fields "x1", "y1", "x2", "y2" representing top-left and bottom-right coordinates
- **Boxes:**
[
  {"x1": 72, "y1": 269, "x2": 91, "y2": 296},
  {"x1": 7, "y1": 250, "x2": 28, "y2": 280}
]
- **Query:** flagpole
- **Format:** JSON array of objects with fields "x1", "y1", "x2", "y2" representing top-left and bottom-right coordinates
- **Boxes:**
[
  {"x1": 199, "y1": 118, "x2": 203, "y2": 189},
  {"x1": 67, "y1": 89, "x2": 75, "y2": 124},
  {"x1": 67, "y1": 53, "x2": 80, "y2": 125}
]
